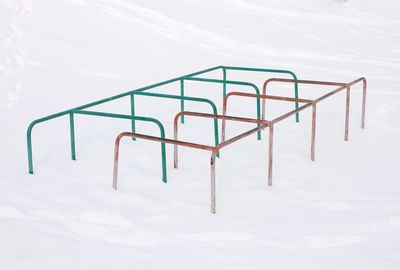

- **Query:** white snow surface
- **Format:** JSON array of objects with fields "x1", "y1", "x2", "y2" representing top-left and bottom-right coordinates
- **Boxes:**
[{"x1": 1, "y1": 0, "x2": 400, "y2": 269}]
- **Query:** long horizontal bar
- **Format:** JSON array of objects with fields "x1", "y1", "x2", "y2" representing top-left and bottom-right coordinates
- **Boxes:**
[
  {"x1": 116, "y1": 132, "x2": 215, "y2": 152},
  {"x1": 27, "y1": 66, "x2": 224, "y2": 126},
  {"x1": 263, "y1": 78, "x2": 347, "y2": 88},
  {"x1": 174, "y1": 111, "x2": 268, "y2": 125},
  {"x1": 270, "y1": 85, "x2": 348, "y2": 124},
  {"x1": 72, "y1": 110, "x2": 164, "y2": 125},
  {"x1": 226, "y1": 92, "x2": 314, "y2": 103},
  {"x1": 183, "y1": 77, "x2": 260, "y2": 90},
  {"x1": 217, "y1": 124, "x2": 268, "y2": 150}
]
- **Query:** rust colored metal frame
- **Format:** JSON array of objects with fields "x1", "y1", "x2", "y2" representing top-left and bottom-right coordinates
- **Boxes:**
[
  {"x1": 223, "y1": 77, "x2": 367, "y2": 186},
  {"x1": 113, "y1": 117, "x2": 268, "y2": 214},
  {"x1": 113, "y1": 77, "x2": 367, "y2": 213}
]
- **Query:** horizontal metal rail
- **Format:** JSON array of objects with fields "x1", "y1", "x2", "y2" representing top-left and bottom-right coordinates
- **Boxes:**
[
  {"x1": 173, "y1": 111, "x2": 268, "y2": 168},
  {"x1": 262, "y1": 77, "x2": 367, "y2": 128},
  {"x1": 182, "y1": 77, "x2": 262, "y2": 140},
  {"x1": 221, "y1": 92, "x2": 313, "y2": 142},
  {"x1": 130, "y1": 91, "x2": 220, "y2": 154},
  {"x1": 221, "y1": 77, "x2": 366, "y2": 186},
  {"x1": 113, "y1": 120, "x2": 268, "y2": 214},
  {"x1": 27, "y1": 65, "x2": 298, "y2": 175},
  {"x1": 73, "y1": 110, "x2": 169, "y2": 183},
  {"x1": 222, "y1": 66, "x2": 300, "y2": 122}
]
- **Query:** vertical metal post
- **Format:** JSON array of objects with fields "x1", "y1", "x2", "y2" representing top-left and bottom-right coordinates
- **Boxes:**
[
  {"x1": 345, "y1": 85, "x2": 350, "y2": 141},
  {"x1": 256, "y1": 95, "x2": 261, "y2": 140},
  {"x1": 112, "y1": 135, "x2": 120, "y2": 190},
  {"x1": 311, "y1": 104, "x2": 316, "y2": 161},
  {"x1": 210, "y1": 151, "x2": 218, "y2": 214},
  {"x1": 222, "y1": 67, "x2": 227, "y2": 98},
  {"x1": 180, "y1": 79, "x2": 185, "y2": 124},
  {"x1": 27, "y1": 125, "x2": 34, "y2": 174},
  {"x1": 221, "y1": 97, "x2": 228, "y2": 143},
  {"x1": 160, "y1": 132, "x2": 167, "y2": 183},
  {"x1": 294, "y1": 80, "x2": 300, "y2": 123},
  {"x1": 174, "y1": 120, "x2": 179, "y2": 169},
  {"x1": 268, "y1": 124, "x2": 274, "y2": 186},
  {"x1": 130, "y1": 94, "x2": 136, "y2": 140},
  {"x1": 69, "y1": 112, "x2": 76, "y2": 160},
  {"x1": 361, "y1": 79, "x2": 367, "y2": 129}
]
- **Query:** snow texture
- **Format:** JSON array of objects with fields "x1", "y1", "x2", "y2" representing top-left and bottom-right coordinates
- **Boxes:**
[{"x1": 1, "y1": 0, "x2": 400, "y2": 269}]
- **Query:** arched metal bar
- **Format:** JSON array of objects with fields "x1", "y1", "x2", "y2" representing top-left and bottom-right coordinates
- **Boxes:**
[
  {"x1": 173, "y1": 111, "x2": 268, "y2": 169},
  {"x1": 183, "y1": 77, "x2": 262, "y2": 140},
  {"x1": 221, "y1": 92, "x2": 313, "y2": 142},
  {"x1": 223, "y1": 66, "x2": 300, "y2": 122},
  {"x1": 131, "y1": 91, "x2": 220, "y2": 155}
]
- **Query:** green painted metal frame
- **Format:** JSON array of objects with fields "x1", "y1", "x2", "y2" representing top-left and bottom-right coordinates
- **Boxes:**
[{"x1": 27, "y1": 65, "x2": 299, "y2": 180}]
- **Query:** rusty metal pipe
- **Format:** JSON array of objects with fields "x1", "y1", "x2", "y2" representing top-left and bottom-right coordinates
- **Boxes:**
[
  {"x1": 114, "y1": 122, "x2": 268, "y2": 214},
  {"x1": 173, "y1": 111, "x2": 268, "y2": 168},
  {"x1": 268, "y1": 124, "x2": 274, "y2": 186},
  {"x1": 346, "y1": 77, "x2": 367, "y2": 129},
  {"x1": 311, "y1": 104, "x2": 317, "y2": 161},
  {"x1": 222, "y1": 92, "x2": 312, "y2": 142},
  {"x1": 210, "y1": 150, "x2": 218, "y2": 214},
  {"x1": 113, "y1": 132, "x2": 214, "y2": 189},
  {"x1": 345, "y1": 85, "x2": 351, "y2": 141},
  {"x1": 262, "y1": 78, "x2": 347, "y2": 123}
]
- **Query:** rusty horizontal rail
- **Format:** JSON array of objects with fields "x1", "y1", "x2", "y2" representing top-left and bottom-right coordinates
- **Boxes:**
[
  {"x1": 173, "y1": 111, "x2": 268, "y2": 168},
  {"x1": 221, "y1": 92, "x2": 313, "y2": 142},
  {"x1": 113, "y1": 117, "x2": 268, "y2": 214},
  {"x1": 221, "y1": 77, "x2": 367, "y2": 186}
]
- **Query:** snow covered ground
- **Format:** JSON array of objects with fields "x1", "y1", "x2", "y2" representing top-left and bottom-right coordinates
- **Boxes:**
[{"x1": 1, "y1": 0, "x2": 400, "y2": 269}]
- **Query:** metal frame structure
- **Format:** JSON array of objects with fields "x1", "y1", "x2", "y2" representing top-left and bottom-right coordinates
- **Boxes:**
[
  {"x1": 27, "y1": 65, "x2": 299, "y2": 176},
  {"x1": 26, "y1": 65, "x2": 367, "y2": 214},
  {"x1": 112, "y1": 77, "x2": 366, "y2": 213}
]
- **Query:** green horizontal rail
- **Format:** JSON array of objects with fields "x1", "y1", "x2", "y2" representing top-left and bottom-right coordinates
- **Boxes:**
[
  {"x1": 27, "y1": 109, "x2": 169, "y2": 182},
  {"x1": 222, "y1": 66, "x2": 300, "y2": 122},
  {"x1": 183, "y1": 77, "x2": 262, "y2": 140},
  {"x1": 72, "y1": 110, "x2": 167, "y2": 182},
  {"x1": 130, "y1": 91, "x2": 219, "y2": 156},
  {"x1": 26, "y1": 65, "x2": 299, "y2": 177}
]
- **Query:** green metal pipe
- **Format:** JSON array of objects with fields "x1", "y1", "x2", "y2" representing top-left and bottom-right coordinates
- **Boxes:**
[
  {"x1": 222, "y1": 67, "x2": 227, "y2": 98},
  {"x1": 180, "y1": 79, "x2": 185, "y2": 124},
  {"x1": 26, "y1": 65, "x2": 299, "y2": 175},
  {"x1": 222, "y1": 66, "x2": 300, "y2": 122},
  {"x1": 71, "y1": 110, "x2": 167, "y2": 183},
  {"x1": 183, "y1": 77, "x2": 262, "y2": 140},
  {"x1": 130, "y1": 94, "x2": 136, "y2": 141},
  {"x1": 69, "y1": 112, "x2": 76, "y2": 160},
  {"x1": 131, "y1": 91, "x2": 219, "y2": 153}
]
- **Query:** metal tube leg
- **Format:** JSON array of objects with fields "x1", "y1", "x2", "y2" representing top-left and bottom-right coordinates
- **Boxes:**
[
  {"x1": 256, "y1": 96, "x2": 261, "y2": 140},
  {"x1": 268, "y1": 125, "x2": 274, "y2": 186},
  {"x1": 211, "y1": 151, "x2": 218, "y2": 214},
  {"x1": 174, "y1": 120, "x2": 178, "y2": 169},
  {"x1": 27, "y1": 124, "x2": 34, "y2": 174},
  {"x1": 222, "y1": 67, "x2": 227, "y2": 98},
  {"x1": 130, "y1": 94, "x2": 136, "y2": 141},
  {"x1": 221, "y1": 98, "x2": 227, "y2": 142},
  {"x1": 345, "y1": 86, "x2": 350, "y2": 141},
  {"x1": 69, "y1": 112, "x2": 76, "y2": 160},
  {"x1": 180, "y1": 79, "x2": 185, "y2": 124},
  {"x1": 361, "y1": 79, "x2": 367, "y2": 129},
  {"x1": 294, "y1": 81, "x2": 300, "y2": 123},
  {"x1": 161, "y1": 142, "x2": 167, "y2": 183},
  {"x1": 311, "y1": 104, "x2": 316, "y2": 161},
  {"x1": 113, "y1": 136, "x2": 122, "y2": 189}
]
